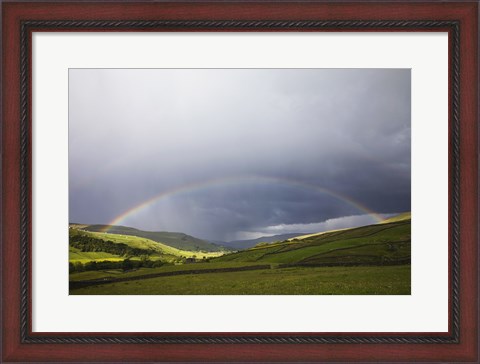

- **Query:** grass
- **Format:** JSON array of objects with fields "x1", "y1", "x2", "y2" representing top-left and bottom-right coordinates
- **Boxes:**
[
  {"x1": 69, "y1": 247, "x2": 124, "y2": 263},
  {"x1": 70, "y1": 265, "x2": 411, "y2": 295},
  {"x1": 288, "y1": 227, "x2": 351, "y2": 241},
  {"x1": 69, "y1": 261, "x2": 268, "y2": 281}
]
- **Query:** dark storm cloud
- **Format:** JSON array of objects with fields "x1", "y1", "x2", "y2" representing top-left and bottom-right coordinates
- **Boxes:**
[{"x1": 69, "y1": 69, "x2": 410, "y2": 241}]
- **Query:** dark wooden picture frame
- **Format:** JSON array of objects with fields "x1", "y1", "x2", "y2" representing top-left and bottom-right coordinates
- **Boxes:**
[{"x1": 1, "y1": 1, "x2": 478, "y2": 362}]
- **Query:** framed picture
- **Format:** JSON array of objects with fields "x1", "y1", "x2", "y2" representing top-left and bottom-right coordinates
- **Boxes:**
[{"x1": 2, "y1": 1, "x2": 478, "y2": 362}]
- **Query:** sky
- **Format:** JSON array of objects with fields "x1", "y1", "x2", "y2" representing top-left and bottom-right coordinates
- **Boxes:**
[{"x1": 69, "y1": 68, "x2": 411, "y2": 241}]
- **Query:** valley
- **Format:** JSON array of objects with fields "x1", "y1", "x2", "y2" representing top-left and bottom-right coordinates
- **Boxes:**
[{"x1": 69, "y1": 212, "x2": 411, "y2": 295}]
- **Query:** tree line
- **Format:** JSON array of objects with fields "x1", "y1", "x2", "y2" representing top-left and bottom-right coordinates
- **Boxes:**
[
  {"x1": 70, "y1": 232, "x2": 154, "y2": 258},
  {"x1": 69, "y1": 257, "x2": 166, "y2": 273}
]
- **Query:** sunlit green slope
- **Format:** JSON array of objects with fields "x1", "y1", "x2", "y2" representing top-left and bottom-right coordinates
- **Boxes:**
[{"x1": 69, "y1": 227, "x2": 224, "y2": 263}]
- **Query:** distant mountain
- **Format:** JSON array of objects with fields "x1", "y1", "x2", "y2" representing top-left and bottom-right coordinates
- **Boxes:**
[
  {"x1": 81, "y1": 224, "x2": 224, "y2": 252},
  {"x1": 223, "y1": 233, "x2": 309, "y2": 250}
]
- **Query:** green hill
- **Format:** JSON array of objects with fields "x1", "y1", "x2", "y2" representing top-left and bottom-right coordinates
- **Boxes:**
[
  {"x1": 69, "y1": 227, "x2": 225, "y2": 264},
  {"x1": 222, "y1": 233, "x2": 309, "y2": 250},
  {"x1": 81, "y1": 224, "x2": 224, "y2": 252},
  {"x1": 214, "y1": 218, "x2": 410, "y2": 266}
]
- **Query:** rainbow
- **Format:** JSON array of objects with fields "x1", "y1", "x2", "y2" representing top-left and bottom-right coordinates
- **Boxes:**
[{"x1": 101, "y1": 175, "x2": 384, "y2": 232}]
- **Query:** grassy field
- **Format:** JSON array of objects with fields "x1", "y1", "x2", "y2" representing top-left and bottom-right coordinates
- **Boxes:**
[
  {"x1": 69, "y1": 247, "x2": 126, "y2": 263},
  {"x1": 70, "y1": 265, "x2": 410, "y2": 295},
  {"x1": 69, "y1": 262, "x2": 269, "y2": 281}
]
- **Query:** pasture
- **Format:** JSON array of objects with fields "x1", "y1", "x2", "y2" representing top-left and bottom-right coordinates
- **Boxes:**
[{"x1": 70, "y1": 265, "x2": 411, "y2": 295}]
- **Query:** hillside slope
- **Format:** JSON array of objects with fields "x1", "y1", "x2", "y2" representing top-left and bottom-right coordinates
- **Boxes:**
[
  {"x1": 81, "y1": 225, "x2": 224, "y2": 252},
  {"x1": 223, "y1": 233, "x2": 309, "y2": 250},
  {"x1": 214, "y1": 218, "x2": 410, "y2": 266},
  {"x1": 69, "y1": 228, "x2": 224, "y2": 263}
]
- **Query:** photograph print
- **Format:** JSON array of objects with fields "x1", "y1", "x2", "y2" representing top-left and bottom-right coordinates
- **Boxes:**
[{"x1": 68, "y1": 68, "x2": 411, "y2": 295}]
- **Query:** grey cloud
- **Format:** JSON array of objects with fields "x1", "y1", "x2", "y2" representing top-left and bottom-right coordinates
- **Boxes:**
[{"x1": 69, "y1": 69, "x2": 410, "y2": 241}]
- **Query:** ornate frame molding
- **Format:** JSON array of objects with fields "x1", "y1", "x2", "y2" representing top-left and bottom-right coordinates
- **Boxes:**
[{"x1": 19, "y1": 19, "x2": 460, "y2": 345}]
